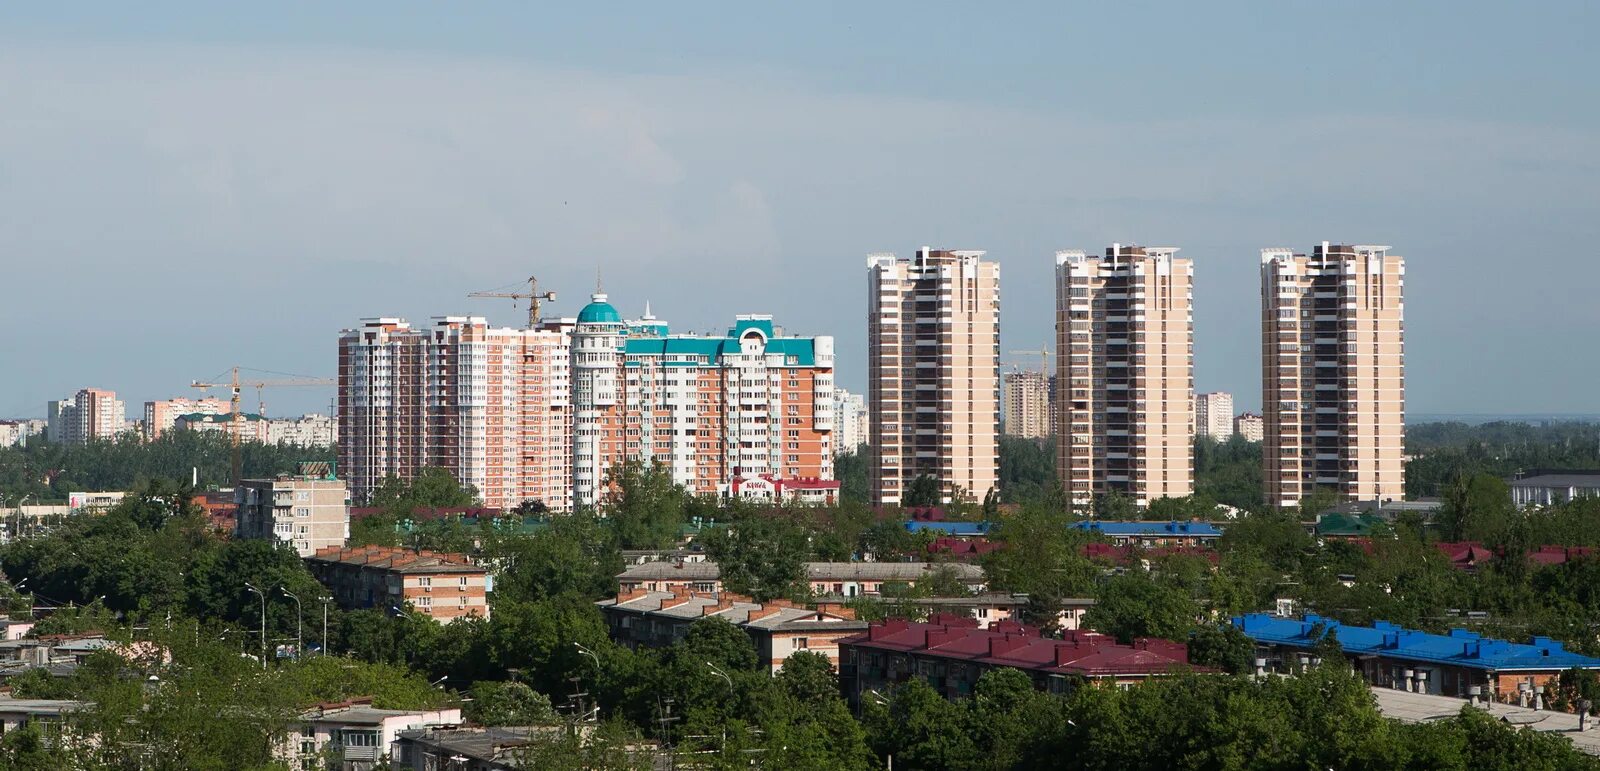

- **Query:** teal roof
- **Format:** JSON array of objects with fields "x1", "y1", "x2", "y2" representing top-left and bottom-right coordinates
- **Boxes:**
[
  {"x1": 730, "y1": 318, "x2": 775, "y2": 339},
  {"x1": 621, "y1": 335, "x2": 817, "y2": 366},
  {"x1": 577, "y1": 295, "x2": 622, "y2": 324}
]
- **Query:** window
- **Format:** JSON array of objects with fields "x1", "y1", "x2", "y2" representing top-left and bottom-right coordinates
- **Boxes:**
[
  {"x1": 418, "y1": 577, "x2": 432, "y2": 587},
  {"x1": 417, "y1": 596, "x2": 432, "y2": 607},
  {"x1": 459, "y1": 576, "x2": 468, "y2": 587},
  {"x1": 794, "y1": 637, "x2": 809, "y2": 649},
  {"x1": 295, "y1": 507, "x2": 310, "y2": 517}
]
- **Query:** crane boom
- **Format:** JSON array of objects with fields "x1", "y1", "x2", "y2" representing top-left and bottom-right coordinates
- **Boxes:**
[
  {"x1": 1007, "y1": 345, "x2": 1054, "y2": 375},
  {"x1": 468, "y1": 275, "x2": 557, "y2": 329},
  {"x1": 189, "y1": 368, "x2": 337, "y2": 485}
]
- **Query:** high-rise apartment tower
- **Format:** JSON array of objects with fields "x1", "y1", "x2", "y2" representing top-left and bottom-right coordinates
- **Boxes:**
[
  {"x1": 1055, "y1": 245, "x2": 1194, "y2": 509},
  {"x1": 867, "y1": 248, "x2": 1000, "y2": 506},
  {"x1": 1260, "y1": 243, "x2": 1405, "y2": 508},
  {"x1": 1195, "y1": 392, "x2": 1234, "y2": 441},
  {"x1": 1002, "y1": 370, "x2": 1053, "y2": 439}
]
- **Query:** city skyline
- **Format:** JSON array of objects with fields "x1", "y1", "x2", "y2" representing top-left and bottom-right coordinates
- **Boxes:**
[{"x1": 3, "y1": 4, "x2": 1599, "y2": 420}]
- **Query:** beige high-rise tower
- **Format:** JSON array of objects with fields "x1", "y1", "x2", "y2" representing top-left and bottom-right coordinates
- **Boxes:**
[
  {"x1": 867, "y1": 248, "x2": 1000, "y2": 506},
  {"x1": 1260, "y1": 243, "x2": 1405, "y2": 508},
  {"x1": 1055, "y1": 245, "x2": 1194, "y2": 509},
  {"x1": 1002, "y1": 370, "x2": 1053, "y2": 439}
]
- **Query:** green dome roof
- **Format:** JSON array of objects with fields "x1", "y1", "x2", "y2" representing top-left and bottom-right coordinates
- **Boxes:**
[{"x1": 577, "y1": 293, "x2": 622, "y2": 324}]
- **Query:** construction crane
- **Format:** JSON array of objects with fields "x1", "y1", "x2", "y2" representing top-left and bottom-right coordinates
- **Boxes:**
[
  {"x1": 189, "y1": 367, "x2": 336, "y2": 484},
  {"x1": 468, "y1": 275, "x2": 557, "y2": 329},
  {"x1": 1008, "y1": 345, "x2": 1054, "y2": 375}
]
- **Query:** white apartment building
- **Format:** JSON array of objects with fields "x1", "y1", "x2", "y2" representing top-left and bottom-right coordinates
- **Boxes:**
[
  {"x1": 1195, "y1": 391, "x2": 1234, "y2": 441},
  {"x1": 46, "y1": 389, "x2": 126, "y2": 445},
  {"x1": 867, "y1": 248, "x2": 1001, "y2": 506},
  {"x1": 569, "y1": 295, "x2": 836, "y2": 509},
  {"x1": 0, "y1": 420, "x2": 46, "y2": 447},
  {"x1": 1055, "y1": 245, "x2": 1194, "y2": 508},
  {"x1": 235, "y1": 469, "x2": 350, "y2": 558},
  {"x1": 833, "y1": 388, "x2": 867, "y2": 456},
  {"x1": 1260, "y1": 243, "x2": 1405, "y2": 508},
  {"x1": 143, "y1": 397, "x2": 229, "y2": 441},
  {"x1": 268, "y1": 413, "x2": 338, "y2": 447}
]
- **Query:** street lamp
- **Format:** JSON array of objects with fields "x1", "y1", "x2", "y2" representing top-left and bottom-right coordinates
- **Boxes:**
[
  {"x1": 243, "y1": 582, "x2": 267, "y2": 670},
  {"x1": 705, "y1": 662, "x2": 734, "y2": 751},
  {"x1": 574, "y1": 642, "x2": 601, "y2": 670},
  {"x1": 279, "y1": 588, "x2": 303, "y2": 659}
]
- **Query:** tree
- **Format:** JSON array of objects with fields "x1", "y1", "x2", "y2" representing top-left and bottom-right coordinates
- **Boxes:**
[
  {"x1": 865, "y1": 678, "x2": 977, "y2": 770},
  {"x1": 980, "y1": 503, "x2": 1097, "y2": 631},
  {"x1": 1187, "y1": 623, "x2": 1256, "y2": 674},
  {"x1": 467, "y1": 681, "x2": 557, "y2": 726},
  {"x1": 701, "y1": 515, "x2": 808, "y2": 601},
  {"x1": 1437, "y1": 472, "x2": 1518, "y2": 543},
  {"x1": 903, "y1": 475, "x2": 943, "y2": 507},
  {"x1": 603, "y1": 459, "x2": 689, "y2": 550},
  {"x1": 834, "y1": 447, "x2": 870, "y2": 505},
  {"x1": 998, "y1": 435, "x2": 1057, "y2": 505},
  {"x1": 1083, "y1": 570, "x2": 1201, "y2": 644},
  {"x1": 777, "y1": 651, "x2": 839, "y2": 706}
]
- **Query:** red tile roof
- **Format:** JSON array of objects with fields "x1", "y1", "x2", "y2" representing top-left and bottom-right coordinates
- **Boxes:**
[{"x1": 841, "y1": 615, "x2": 1198, "y2": 679}]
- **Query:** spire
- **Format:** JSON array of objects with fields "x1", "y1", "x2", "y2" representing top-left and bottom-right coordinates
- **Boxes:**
[
  {"x1": 643, "y1": 301, "x2": 654, "y2": 321},
  {"x1": 595, "y1": 267, "x2": 603, "y2": 294}
]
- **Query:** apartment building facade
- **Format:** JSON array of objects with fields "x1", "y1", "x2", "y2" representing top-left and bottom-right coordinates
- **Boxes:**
[
  {"x1": 833, "y1": 388, "x2": 867, "y2": 456},
  {"x1": 337, "y1": 316, "x2": 572, "y2": 511},
  {"x1": 1234, "y1": 412, "x2": 1264, "y2": 442},
  {"x1": 1002, "y1": 369, "x2": 1053, "y2": 439},
  {"x1": 235, "y1": 469, "x2": 350, "y2": 558},
  {"x1": 143, "y1": 397, "x2": 229, "y2": 441},
  {"x1": 307, "y1": 545, "x2": 491, "y2": 623},
  {"x1": 569, "y1": 294, "x2": 835, "y2": 508},
  {"x1": 46, "y1": 389, "x2": 126, "y2": 445},
  {"x1": 1055, "y1": 245, "x2": 1194, "y2": 508},
  {"x1": 867, "y1": 248, "x2": 1000, "y2": 505},
  {"x1": 1260, "y1": 243, "x2": 1405, "y2": 508},
  {"x1": 267, "y1": 413, "x2": 338, "y2": 447},
  {"x1": 1195, "y1": 391, "x2": 1234, "y2": 441}
]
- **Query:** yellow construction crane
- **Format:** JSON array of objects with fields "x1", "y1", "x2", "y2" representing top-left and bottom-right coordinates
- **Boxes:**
[
  {"x1": 189, "y1": 367, "x2": 336, "y2": 484},
  {"x1": 469, "y1": 275, "x2": 557, "y2": 329},
  {"x1": 1008, "y1": 345, "x2": 1054, "y2": 375}
]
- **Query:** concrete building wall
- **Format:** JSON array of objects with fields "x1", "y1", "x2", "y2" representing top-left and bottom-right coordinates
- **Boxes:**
[
  {"x1": 1055, "y1": 245, "x2": 1195, "y2": 508},
  {"x1": 1261, "y1": 243, "x2": 1405, "y2": 508},
  {"x1": 235, "y1": 477, "x2": 349, "y2": 558},
  {"x1": 868, "y1": 248, "x2": 1001, "y2": 506},
  {"x1": 1195, "y1": 392, "x2": 1234, "y2": 441}
]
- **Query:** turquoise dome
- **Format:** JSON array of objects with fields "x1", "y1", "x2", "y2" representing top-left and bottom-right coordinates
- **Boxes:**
[{"x1": 577, "y1": 293, "x2": 622, "y2": 324}]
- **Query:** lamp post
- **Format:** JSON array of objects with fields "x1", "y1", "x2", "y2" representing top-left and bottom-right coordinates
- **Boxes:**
[
  {"x1": 243, "y1": 582, "x2": 266, "y2": 670},
  {"x1": 279, "y1": 588, "x2": 303, "y2": 659},
  {"x1": 705, "y1": 661, "x2": 733, "y2": 752}
]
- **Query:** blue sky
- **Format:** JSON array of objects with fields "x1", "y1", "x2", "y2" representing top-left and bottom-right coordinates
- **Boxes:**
[{"x1": 2, "y1": 2, "x2": 1596, "y2": 418}]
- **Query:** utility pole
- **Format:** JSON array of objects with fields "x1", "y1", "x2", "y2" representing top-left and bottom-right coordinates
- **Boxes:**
[{"x1": 244, "y1": 582, "x2": 266, "y2": 669}]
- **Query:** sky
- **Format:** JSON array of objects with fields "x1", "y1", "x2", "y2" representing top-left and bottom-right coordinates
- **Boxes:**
[{"x1": 2, "y1": 2, "x2": 1597, "y2": 419}]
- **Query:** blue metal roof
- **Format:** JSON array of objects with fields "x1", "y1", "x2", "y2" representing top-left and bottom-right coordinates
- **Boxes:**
[
  {"x1": 1069, "y1": 521, "x2": 1222, "y2": 537},
  {"x1": 1233, "y1": 613, "x2": 1600, "y2": 673},
  {"x1": 904, "y1": 520, "x2": 993, "y2": 536}
]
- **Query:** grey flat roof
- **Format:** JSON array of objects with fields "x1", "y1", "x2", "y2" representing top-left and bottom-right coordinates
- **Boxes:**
[
  {"x1": 0, "y1": 697, "x2": 85, "y2": 716},
  {"x1": 600, "y1": 591, "x2": 866, "y2": 633},
  {"x1": 618, "y1": 561, "x2": 985, "y2": 583},
  {"x1": 1370, "y1": 687, "x2": 1600, "y2": 756},
  {"x1": 302, "y1": 706, "x2": 445, "y2": 726}
]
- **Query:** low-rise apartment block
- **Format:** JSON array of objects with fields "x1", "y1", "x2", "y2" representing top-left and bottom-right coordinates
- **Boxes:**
[
  {"x1": 839, "y1": 616, "x2": 1198, "y2": 707},
  {"x1": 235, "y1": 466, "x2": 350, "y2": 557},
  {"x1": 1235, "y1": 613, "x2": 1600, "y2": 706},
  {"x1": 289, "y1": 698, "x2": 462, "y2": 771},
  {"x1": 598, "y1": 587, "x2": 867, "y2": 672},
  {"x1": 719, "y1": 473, "x2": 840, "y2": 506},
  {"x1": 1069, "y1": 520, "x2": 1221, "y2": 547},
  {"x1": 615, "y1": 560, "x2": 986, "y2": 598},
  {"x1": 0, "y1": 419, "x2": 46, "y2": 447},
  {"x1": 307, "y1": 546, "x2": 490, "y2": 623},
  {"x1": 1508, "y1": 471, "x2": 1600, "y2": 507}
]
